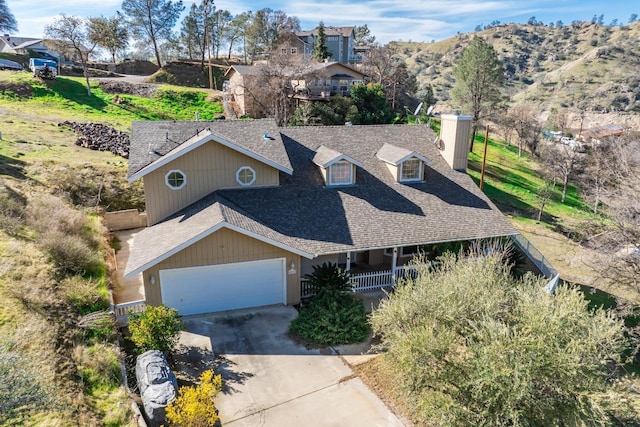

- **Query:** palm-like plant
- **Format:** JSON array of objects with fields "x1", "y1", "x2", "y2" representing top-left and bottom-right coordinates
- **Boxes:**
[{"x1": 306, "y1": 262, "x2": 352, "y2": 298}]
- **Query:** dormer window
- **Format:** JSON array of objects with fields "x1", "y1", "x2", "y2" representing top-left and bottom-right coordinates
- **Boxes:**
[
  {"x1": 400, "y1": 158, "x2": 423, "y2": 182},
  {"x1": 330, "y1": 160, "x2": 353, "y2": 185},
  {"x1": 376, "y1": 143, "x2": 430, "y2": 184},
  {"x1": 312, "y1": 145, "x2": 362, "y2": 187}
]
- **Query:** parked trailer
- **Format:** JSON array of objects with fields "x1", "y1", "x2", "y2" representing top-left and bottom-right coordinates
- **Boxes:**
[{"x1": 29, "y1": 58, "x2": 57, "y2": 79}]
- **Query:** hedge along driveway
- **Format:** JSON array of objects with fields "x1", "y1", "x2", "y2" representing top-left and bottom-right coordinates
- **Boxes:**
[{"x1": 177, "y1": 305, "x2": 405, "y2": 427}]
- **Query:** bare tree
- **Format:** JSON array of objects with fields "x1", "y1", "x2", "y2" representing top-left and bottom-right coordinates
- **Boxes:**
[
  {"x1": 494, "y1": 109, "x2": 516, "y2": 146},
  {"x1": 509, "y1": 104, "x2": 541, "y2": 156},
  {"x1": 535, "y1": 176, "x2": 557, "y2": 222},
  {"x1": 586, "y1": 136, "x2": 640, "y2": 298},
  {"x1": 45, "y1": 15, "x2": 96, "y2": 96},
  {"x1": 242, "y1": 54, "x2": 316, "y2": 125},
  {"x1": 580, "y1": 137, "x2": 627, "y2": 213},
  {"x1": 545, "y1": 107, "x2": 569, "y2": 133},
  {"x1": 540, "y1": 142, "x2": 585, "y2": 203}
]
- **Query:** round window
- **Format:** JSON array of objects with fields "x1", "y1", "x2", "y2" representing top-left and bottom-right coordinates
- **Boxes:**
[
  {"x1": 236, "y1": 166, "x2": 256, "y2": 186},
  {"x1": 165, "y1": 170, "x2": 186, "y2": 189}
]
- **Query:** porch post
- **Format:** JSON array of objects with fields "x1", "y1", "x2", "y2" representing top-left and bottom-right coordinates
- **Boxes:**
[
  {"x1": 346, "y1": 252, "x2": 351, "y2": 272},
  {"x1": 391, "y1": 247, "x2": 398, "y2": 284}
]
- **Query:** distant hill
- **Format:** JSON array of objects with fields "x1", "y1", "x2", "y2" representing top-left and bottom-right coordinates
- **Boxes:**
[{"x1": 390, "y1": 21, "x2": 640, "y2": 130}]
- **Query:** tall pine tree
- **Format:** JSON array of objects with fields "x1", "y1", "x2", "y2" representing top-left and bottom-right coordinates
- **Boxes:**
[
  {"x1": 313, "y1": 21, "x2": 329, "y2": 61},
  {"x1": 451, "y1": 36, "x2": 504, "y2": 151}
]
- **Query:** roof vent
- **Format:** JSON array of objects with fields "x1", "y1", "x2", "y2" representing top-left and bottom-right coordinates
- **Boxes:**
[{"x1": 263, "y1": 132, "x2": 270, "y2": 140}]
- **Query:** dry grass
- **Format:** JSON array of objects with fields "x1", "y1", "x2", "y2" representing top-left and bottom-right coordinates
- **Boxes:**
[
  {"x1": 352, "y1": 356, "x2": 418, "y2": 426},
  {"x1": 512, "y1": 220, "x2": 639, "y2": 302}
]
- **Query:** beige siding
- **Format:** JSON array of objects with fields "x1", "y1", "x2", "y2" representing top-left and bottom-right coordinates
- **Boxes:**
[
  {"x1": 143, "y1": 227, "x2": 300, "y2": 307},
  {"x1": 144, "y1": 142, "x2": 280, "y2": 225},
  {"x1": 439, "y1": 114, "x2": 472, "y2": 171},
  {"x1": 384, "y1": 163, "x2": 399, "y2": 181},
  {"x1": 368, "y1": 249, "x2": 385, "y2": 266},
  {"x1": 229, "y1": 72, "x2": 246, "y2": 115}
]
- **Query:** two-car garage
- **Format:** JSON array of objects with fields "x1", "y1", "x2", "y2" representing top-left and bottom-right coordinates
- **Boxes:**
[{"x1": 159, "y1": 258, "x2": 287, "y2": 316}]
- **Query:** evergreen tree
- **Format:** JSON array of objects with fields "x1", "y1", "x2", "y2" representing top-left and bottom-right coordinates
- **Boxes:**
[
  {"x1": 121, "y1": 0, "x2": 185, "y2": 68},
  {"x1": 0, "y1": 0, "x2": 17, "y2": 33},
  {"x1": 88, "y1": 13, "x2": 129, "y2": 63},
  {"x1": 451, "y1": 36, "x2": 504, "y2": 151},
  {"x1": 313, "y1": 21, "x2": 330, "y2": 61}
]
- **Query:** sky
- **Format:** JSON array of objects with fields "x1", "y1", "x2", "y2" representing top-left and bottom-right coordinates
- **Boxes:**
[{"x1": 5, "y1": 0, "x2": 639, "y2": 45}]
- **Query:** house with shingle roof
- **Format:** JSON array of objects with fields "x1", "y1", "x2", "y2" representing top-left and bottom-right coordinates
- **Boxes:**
[
  {"x1": 123, "y1": 116, "x2": 518, "y2": 316},
  {"x1": 224, "y1": 61, "x2": 365, "y2": 118},
  {"x1": 0, "y1": 34, "x2": 89, "y2": 63}
]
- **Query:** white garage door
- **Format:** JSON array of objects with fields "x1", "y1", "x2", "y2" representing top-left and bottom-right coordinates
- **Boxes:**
[{"x1": 159, "y1": 258, "x2": 286, "y2": 316}]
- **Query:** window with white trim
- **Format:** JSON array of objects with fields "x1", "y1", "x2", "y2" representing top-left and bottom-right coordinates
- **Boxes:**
[
  {"x1": 236, "y1": 166, "x2": 256, "y2": 186},
  {"x1": 400, "y1": 158, "x2": 422, "y2": 182},
  {"x1": 165, "y1": 169, "x2": 186, "y2": 190},
  {"x1": 291, "y1": 47, "x2": 297, "y2": 54},
  {"x1": 329, "y1": 160, "x2": 353, "y2": 185}
]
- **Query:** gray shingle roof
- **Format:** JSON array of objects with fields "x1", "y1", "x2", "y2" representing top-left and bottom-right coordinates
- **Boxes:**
[
  {"x1": 312, "y1": 145, "x2": 362, "y2": 168},
  {"x1": 376, "y1": 142, "x2": 429, "y2": 165},
  {"x1": 128, "y1": 119, "x2": 292, "y2": 178},
  {"x1": 125, "y1": 121, "x2": 518, "y2": 275}
]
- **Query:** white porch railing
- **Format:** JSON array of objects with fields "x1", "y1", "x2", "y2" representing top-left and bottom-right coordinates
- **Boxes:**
[
  {"x1": 301, "y1": 264, "x2": 427, "y2": 298},
  {"x1": 112, "y1": 299, "x2": 147, "y2": 326},
  {"x1": 350, "y1": 269, "x2": 394, "y2": 292}
]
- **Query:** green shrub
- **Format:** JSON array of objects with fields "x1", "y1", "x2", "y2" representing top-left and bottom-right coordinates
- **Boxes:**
[
  {"x1": 27, "y1": 195, "x2": 104, "y2": 277},
  {"x1": 42, "y1": 231, "x2": 103, "y2": 277},
  {"x1": 61, "y1": 276, "x2": 109, "y2": 315},
  {"x1": 74, "y1": 343, "x2": 121, "y2": 392},
  {"x1": 371, "y1": 252, "x2": 633, "y2": 425},
  {"x1": 290, "y1": 293, "x2": 370, "y2": 347},
  {"x1": 0, "y1": 344, "x2": 53, "y2": 422},
  {"x1": 128, "y1": 305, "x2": 182, "y2": 354},
  {"x1": 305, "y1": 262, "x2": 352, "y2": 298}
]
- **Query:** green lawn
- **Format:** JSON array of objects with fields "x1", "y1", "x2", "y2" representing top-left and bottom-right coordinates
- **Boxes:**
[
  {"x1": 0, "y1": 71, "x2": 223, "y2": 130},
  {"x1": 465, "y1": 130, "x2": 597, "y2": 226}
]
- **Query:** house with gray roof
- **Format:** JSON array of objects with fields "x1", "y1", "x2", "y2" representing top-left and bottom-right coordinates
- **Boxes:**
[
  {"x1": 123, "y1": 116, "x2": 518, "y2": 316},
  {"x1": 224, "y1": 61, "x2": 365, "y2": 118}
]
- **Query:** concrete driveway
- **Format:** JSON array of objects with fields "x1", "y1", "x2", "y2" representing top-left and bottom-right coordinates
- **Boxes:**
[{"x1": 177, "y1": 305, "x2": 405, "y2": 427}]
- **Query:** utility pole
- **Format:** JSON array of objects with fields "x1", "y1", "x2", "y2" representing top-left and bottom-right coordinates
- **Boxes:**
[
  {"x1": 204, "y1": 0, "x2": 214, "y2": 93},
  {"x1": 480, "y1": 125, "x2": 490, "y2": 191}
]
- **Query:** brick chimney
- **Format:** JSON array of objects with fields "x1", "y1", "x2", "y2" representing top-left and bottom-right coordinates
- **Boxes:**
[{"x1": 439, "y1": 114, "x2": 472, "y2": 171}]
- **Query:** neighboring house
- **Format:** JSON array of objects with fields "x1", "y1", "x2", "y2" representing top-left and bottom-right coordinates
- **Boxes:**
[
  {"x1": 296, "y1": 26, "x2": 359, "y2": 65},
  {"x1": 0, "y1": 34, "x2": 89, "y2": 63},
  {"x1": 223, "y1": 61, "x2": 366, "y2": 117},
  {"x1": 223, "y1": 65, "x2": 265, "y2": 118},
  {"x1": 1, "y1": 34, "x2": 49, "y2": 55},
  {"x1": 290, "y1": 61, "x2": 365, "y2": 99},
  {"x1": 579, "y1": 125, "x2": 624, "y2": 143},
  {"x1": 123, "y1": 116, "x2": 518, "y2": 316}
]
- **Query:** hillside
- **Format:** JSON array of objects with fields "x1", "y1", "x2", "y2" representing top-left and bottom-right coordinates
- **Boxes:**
[
  {"x1": 391, "y1": 21, "x2": 640, "y2": 129},
  {"x1": 0, "y1": 72, "x2": 225, "y2": 424}
]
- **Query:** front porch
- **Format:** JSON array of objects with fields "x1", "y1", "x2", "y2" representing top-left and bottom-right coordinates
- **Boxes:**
[
  {"x1": 301, "y1": 263, "x2": 425, "y2": 298},
  {"x1": 300, "y1": 247, "x2": 429, "y2": 298}
]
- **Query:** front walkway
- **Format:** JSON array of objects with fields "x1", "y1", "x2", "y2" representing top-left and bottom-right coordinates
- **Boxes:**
[{"x1": 112, "y1": 228, "x2": 145, "y2": 305}]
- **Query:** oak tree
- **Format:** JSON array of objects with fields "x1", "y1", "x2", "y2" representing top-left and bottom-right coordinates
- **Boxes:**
[
  {"x1": 121, "y1": 0, "x2": 185, "y2": 68},
  {"x1": 45, "y1": 15, "x2": 96, "y2": 96}
]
